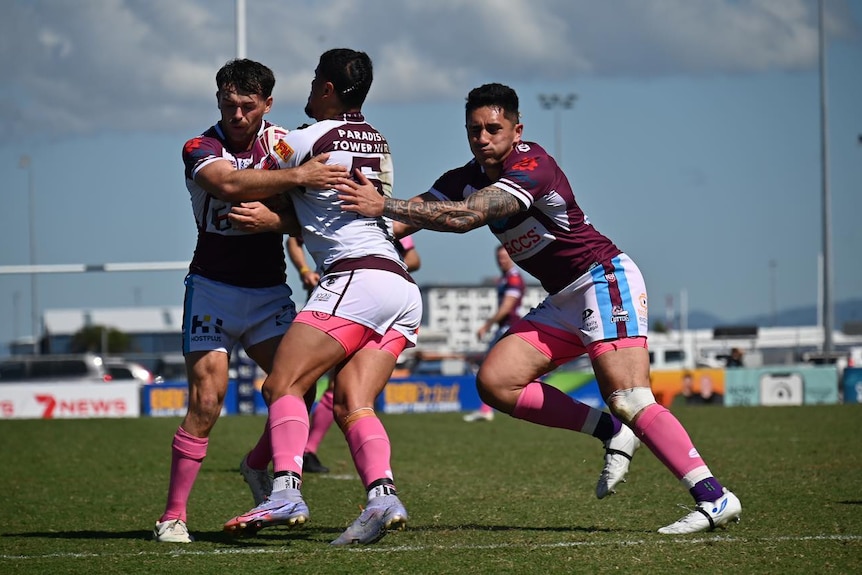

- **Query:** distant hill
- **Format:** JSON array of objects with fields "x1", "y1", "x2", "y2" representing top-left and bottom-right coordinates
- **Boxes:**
[{"x1": 684, "y1": 298, "x2": 862, "y2": 331}]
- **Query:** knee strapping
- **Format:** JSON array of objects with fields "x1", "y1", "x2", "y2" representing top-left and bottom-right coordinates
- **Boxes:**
[
  {"x1": 341, "y1": 407, "x2": 375, "y2": 430},
  {"x1": 607, "y1": 387, "x2": 656, "y2": 424}
]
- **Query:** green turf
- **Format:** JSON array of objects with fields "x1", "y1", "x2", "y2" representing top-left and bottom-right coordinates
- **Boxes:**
[{"x1": 1, "y1": 404, "x2": 861, "y2": 574}]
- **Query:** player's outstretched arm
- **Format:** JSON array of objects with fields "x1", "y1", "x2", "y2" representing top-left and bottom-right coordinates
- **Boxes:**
[
  {"x1": 337, "y1": 170, "x2": 521, "y2": 233},
  {"x1": 197, "y1": 153, "x2": 348, "y2": 202}
]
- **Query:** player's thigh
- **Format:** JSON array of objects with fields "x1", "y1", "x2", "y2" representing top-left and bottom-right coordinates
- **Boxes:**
[
  {"x1": 590, "y1": 344, "x2": 651, "y2": 398},
  {"x1": 266, "y1": 322, "x2": 345, "y2": 397},
  {"x1": 332, "y1": 348, "x2": 397, "y2": 415},
  {"x1": 245, "y1": 334, "x2": 283, "y2": 374},
  {"x1": 477, "y1": 334, "x2": 553, "y2": 392},
  {"x1": 184, "y1": 350, "x2": 230, "y2": 410}
]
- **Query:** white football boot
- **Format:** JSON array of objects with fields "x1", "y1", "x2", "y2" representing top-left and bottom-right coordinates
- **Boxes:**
[
  {"x1": 596, "y1": 424, "x2": 641, "y2": 499},
  {"x1": 658, "y1": 488, "x2": 742, "y2": 534}
]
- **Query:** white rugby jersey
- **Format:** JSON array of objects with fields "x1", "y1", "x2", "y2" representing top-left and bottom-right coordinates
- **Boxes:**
[{"x1": 261, "y1": 112, "x2": 403, "y2": 272}]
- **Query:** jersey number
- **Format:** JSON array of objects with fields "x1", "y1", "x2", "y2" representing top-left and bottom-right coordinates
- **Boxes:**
[
  {"x1": 349, "y1": 157, "x2": 390, "y2": 236},
  {"x1": 210, "y1": 204, "x2": 232, "y2": 231},
  {"x1": 350, "y1": 157, "x2": 384, "y2": 195}
]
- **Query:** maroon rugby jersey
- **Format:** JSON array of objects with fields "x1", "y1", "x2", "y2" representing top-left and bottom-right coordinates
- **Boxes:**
[
  {"x1": 428, "y1": 141, "x2": 621, "y2": 294},
  {"x1": 182, "y1": 121, "x2": 289, "y2": 288}
]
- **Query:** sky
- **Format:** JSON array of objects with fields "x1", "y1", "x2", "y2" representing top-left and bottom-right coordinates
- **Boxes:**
[{"x1": 0, "y1": 0, "x2": 861, "y2": 352}]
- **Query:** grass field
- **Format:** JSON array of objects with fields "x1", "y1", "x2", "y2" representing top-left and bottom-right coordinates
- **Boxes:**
[{"x1": 1, "y1": 404, "x2": 861, "y2": 574}]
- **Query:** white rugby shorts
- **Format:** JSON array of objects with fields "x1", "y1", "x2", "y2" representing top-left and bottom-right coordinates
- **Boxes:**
[
  {"x1": 302, "y1": 268, "x2": 422, "y2": 345},
  {"x1": 182, "y1": 274, "x2": 297, "y2": 354}
]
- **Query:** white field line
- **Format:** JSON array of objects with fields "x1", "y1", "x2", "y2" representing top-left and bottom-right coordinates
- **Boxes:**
[{"x1": 1, "y1": 534, "x2": 860, "y2": 561}]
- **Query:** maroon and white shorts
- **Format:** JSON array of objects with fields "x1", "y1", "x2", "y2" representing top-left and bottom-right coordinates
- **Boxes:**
[{"x1": 297, "y1": 263, "x2": 421, "y2": 354}]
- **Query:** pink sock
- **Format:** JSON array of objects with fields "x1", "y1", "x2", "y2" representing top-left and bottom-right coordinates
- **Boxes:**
[
  {"x1": 479, "y1": 402, "x2": 493, "y2": 414},
  {"x1": 160, "y1": 427, "x2": 208, "y2": 523},
  {"x1": 512, "y1": 381, "x2": 604, "y2": 434},
  {"x1": 631, "y1": 403, "x2": 711, "y2": 487},
  {"x1": 344, "y1": 416, "x2": 393, "y2": 489},
  {"x1": 269, "y1": 395, "x2": 309, "y2": 475},
  {"x1": 245, "y1": 426, "x2": 271, "y2": 470},
  {"x1": 305, "y1": 388, "x2": 335, "y2": 454}
]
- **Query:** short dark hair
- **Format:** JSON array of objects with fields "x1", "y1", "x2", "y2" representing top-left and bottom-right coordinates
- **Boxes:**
[
  {"x1": 216, "y1": 59, "x2": 275, "y2": 98},
  {"x1": 466, "y1": 83, "x2": 520, "y2": 124},
  {"x1": 317, "y1": 48, "x2": 373, "y2": 108}
]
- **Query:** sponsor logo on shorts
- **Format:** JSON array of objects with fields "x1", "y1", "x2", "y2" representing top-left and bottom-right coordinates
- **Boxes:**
[
  {"x1": 312, "y1": 311, "x2": 332, "y2": 321},
  {"x1": 582, "y1": 308, "x2": 598, "y2": 332},
  {"x1": 605, "y1": 272, "x2": 617, "y2": 283},
  {"x1": 637, "y1": 293, "x2": 649, "y2": 330},
  {"x1": 611, "y1": 305, "x2": 629, "y2": 323},
  {"x1": 191, "y1": 314, "x2": 223, "y2": 334}
]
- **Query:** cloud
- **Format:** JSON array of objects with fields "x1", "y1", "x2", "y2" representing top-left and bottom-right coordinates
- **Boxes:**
[{"x1": 0, "y1": 0, "x2": 856, "y2": 140}]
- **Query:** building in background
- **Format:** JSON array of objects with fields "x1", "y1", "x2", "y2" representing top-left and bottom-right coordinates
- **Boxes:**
[
  {"x1": 421, "y1": 283, "x2": 547, "y2": 354},
  {"x1": 37, "y1": 307, "x2": 181, "y2": 358},
  {"x1": 7, "y1": 285, "x2": 862, "y2": 373}
]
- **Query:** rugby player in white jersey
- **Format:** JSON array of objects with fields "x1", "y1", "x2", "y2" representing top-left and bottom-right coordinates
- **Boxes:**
[
  {"x1": 222, "y1": 49, "x2": 422, "y2": 546},
  {"x1": 281, "y1": 234, "x2": 422, "y2": 475},
  {"x1": 337, "y1": 83, "x2": 742, "y2": 535},
  {"x1": 153, "y1": 59, "x2": 348, "y2": 544}
]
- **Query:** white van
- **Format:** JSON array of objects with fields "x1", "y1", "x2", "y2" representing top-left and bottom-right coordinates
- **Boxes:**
[{"x1": 647, "y1": 344, "x2": 696, "y2": 370}]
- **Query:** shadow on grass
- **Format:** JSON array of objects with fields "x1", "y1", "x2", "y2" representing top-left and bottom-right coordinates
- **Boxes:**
[
  {"x1": 1, "y1": 528, "x2": 324, "y2": 545},
  {"x1": 198, "y1": 466, "x2": 247, "y2": 475},
  {"x1": 1, "y1": 523, "x2": 615, "y2": 545},
  {"x1": 410, "y1": 523, "x2": 615, "y2": 535}
]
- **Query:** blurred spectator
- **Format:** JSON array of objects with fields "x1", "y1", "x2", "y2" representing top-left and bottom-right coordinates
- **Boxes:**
[
  {"x1": 673, "y1": 372, "x2": 723, "y2": 407},
  {"x1": 698, "y1": 374, "x2": 723, "y2": 405},
  {"x1": 726, "y1": 348, "x2": 744, "y2": 368},
  {"x1": 674, "y1": 371, "x2": 702, "y2": 407}
]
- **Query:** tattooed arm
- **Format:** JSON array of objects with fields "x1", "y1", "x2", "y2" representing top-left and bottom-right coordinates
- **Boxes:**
[
  {"x1": 336, "y1": 171, "x2": 522, "y2": 233},
  {"x1": 383, "y1": 188, "x2": 520, "y2": 233}
]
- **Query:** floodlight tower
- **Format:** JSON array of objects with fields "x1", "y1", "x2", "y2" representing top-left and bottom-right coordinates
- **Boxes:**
[
  {"x1": 537, "y1": 93, "x2": 577, "y2": 164},
  {"x1": 817, "y1": 0, "x2": 834, "y2": 353},
  {"x1": 236, "y1": 0, "x2": 247, "y2": 59}
]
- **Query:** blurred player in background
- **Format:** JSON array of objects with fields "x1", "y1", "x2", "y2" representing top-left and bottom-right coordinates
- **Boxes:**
[{"x1": 464, "y1": 245, "x2": 525, "y2": 422}]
